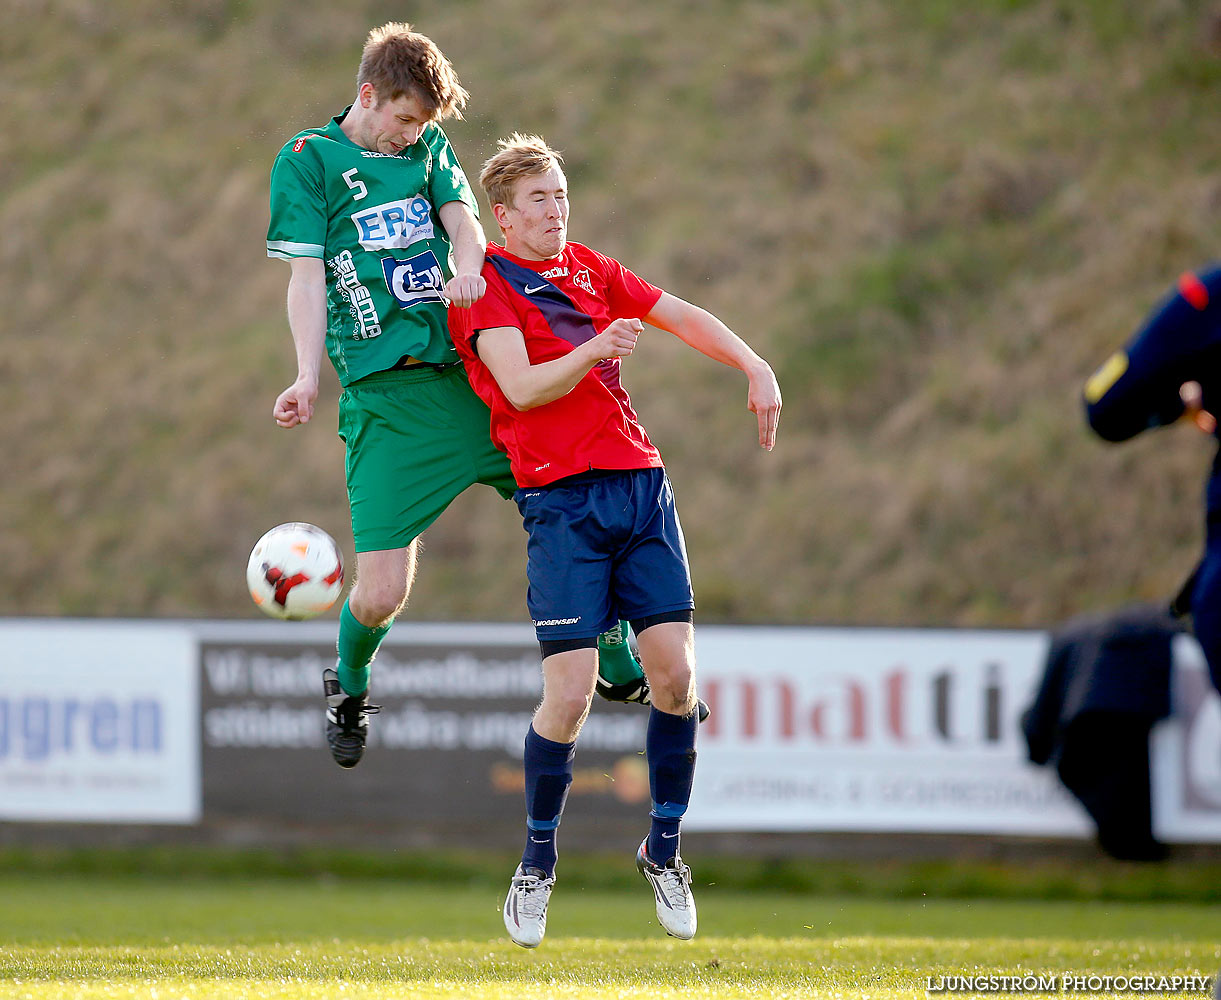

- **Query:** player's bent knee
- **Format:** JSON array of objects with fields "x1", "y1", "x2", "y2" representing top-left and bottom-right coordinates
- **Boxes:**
[
  {"x1": 550, "y1": 689, "x2": 594, "y2": 727},
  {"x1": 647, "y1": 670, "x2": 696, "y2": 715},
  {"x1": 536, "y1": 691, "x2": 593, "y2": 740},
  {"x1": 349, "y1": 583, "x2": 408, "y2": 625}
]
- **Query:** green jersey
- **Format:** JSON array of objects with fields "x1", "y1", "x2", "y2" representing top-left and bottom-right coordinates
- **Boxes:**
[{"x1": 267, "y1": 107, "x2": 478, "y2": 384}]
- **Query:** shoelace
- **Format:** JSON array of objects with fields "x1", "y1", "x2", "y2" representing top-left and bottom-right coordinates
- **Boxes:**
[
  {"x1": 335, "y1": 699, "x2": 380, "y2": 727},
  {"x1": 512, "y1": 872, "x2": 554, "y2": 920},
  {"x1": 655, "y1": 863, "x2": 692, "y2": 910}
]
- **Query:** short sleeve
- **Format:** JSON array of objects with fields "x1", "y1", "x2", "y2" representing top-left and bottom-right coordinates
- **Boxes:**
[
  {"x1": 467, "y1": 269, "x2": 522, "y2": 336},
  {"x1": 267, "y1": 149, "x2": 326, "y2": 259},
  {"x1": 600, "y1": 252, "x2": 664, "y2": 318},
  {"x1": 426, "y1": 127, "x2": 479, "y2": 216}
]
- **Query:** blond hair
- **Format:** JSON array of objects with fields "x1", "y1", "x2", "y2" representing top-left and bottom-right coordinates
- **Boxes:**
[
  {"x1": 357, "y1": 22, "x2": 469, "y2": 120},
  {"x1": 479, "y1": 133, "x2": 565, "y2": 211}
]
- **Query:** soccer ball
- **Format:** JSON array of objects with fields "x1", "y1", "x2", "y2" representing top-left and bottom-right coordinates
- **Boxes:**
[{"x1": 246, "y1": 522, "x2": 344, "y2": 620}]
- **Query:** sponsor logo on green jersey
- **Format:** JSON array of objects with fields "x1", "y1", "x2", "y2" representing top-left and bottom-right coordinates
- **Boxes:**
[
  {"x1": 381, "y1": 250, "x2": 446, "y2": 309},
  {"x1": 351, "y1": 196, "x2": 436, "y2": 251},
  {"x1": 329, "y1": 250, "x2": 382, "y2": 340}
]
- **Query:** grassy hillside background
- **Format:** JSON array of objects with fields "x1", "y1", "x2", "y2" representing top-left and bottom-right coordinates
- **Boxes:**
[{"x1": 3, "y1": 0, "x2": 1219, "y2": 626}]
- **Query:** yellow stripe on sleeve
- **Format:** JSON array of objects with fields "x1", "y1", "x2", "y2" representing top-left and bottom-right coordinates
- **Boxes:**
[{"x1": 1084, "y1": 352, "x2": 1129, "y2": 404}]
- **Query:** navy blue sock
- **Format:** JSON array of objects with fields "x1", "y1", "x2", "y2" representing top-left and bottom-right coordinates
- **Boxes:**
[
  {"x1": 646, "y1": 705, "x2": 698, "y2": 864},
  {"x1": 521, "y1": 725, "x2": 575, "y2": 877}
]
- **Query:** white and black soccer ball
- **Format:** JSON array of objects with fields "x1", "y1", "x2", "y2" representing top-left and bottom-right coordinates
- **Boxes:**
[{"x1": 246, "y1": 522, "x2": 345, "y2": 620}]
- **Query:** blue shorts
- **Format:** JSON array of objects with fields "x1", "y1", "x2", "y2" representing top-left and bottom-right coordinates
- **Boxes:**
[{"x1": 514, "y1": 467, "x2": 695, "y2": 642}]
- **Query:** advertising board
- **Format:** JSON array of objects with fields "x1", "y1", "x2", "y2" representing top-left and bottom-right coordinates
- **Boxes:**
[{"x1": 0, "y1": 620, "x2": 199, "y2": 823}]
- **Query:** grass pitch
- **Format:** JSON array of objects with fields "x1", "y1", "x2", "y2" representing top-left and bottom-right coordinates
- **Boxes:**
[{"x1": 1, "y1": 870, "x2": 1218, "y2": 1000}]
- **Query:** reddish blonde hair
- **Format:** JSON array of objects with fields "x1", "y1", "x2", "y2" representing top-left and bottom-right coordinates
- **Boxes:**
[
  {"x1": 479, "y1": 133, "x2": 565, "y2": 211},
  {"x1": 357, "y1": 22, "x2": 469, "y2": 120}
]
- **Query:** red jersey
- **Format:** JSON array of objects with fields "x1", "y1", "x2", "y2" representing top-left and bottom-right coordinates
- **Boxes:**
[{"x1": 450, "y1": 241, "x2": 665, "y2": 487}]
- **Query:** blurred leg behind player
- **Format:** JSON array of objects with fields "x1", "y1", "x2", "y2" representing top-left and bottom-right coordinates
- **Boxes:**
[{"x1": 596, "y1": 620, "x2": 710, "y2": 722}]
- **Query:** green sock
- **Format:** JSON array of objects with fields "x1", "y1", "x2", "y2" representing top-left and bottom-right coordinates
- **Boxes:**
[
  {"x1": 597, "y1": 620, "x2": 645, "y2": 685},
  {"x1": 336, "y1": 599, "x2": 391, "y2": 696}
]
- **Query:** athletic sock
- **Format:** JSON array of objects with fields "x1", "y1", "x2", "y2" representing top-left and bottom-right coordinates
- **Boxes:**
[
  {"x1": 646, "y1": 705, "x2": 698, "y2": 864},
  {"x1": 596, "y1": 620, "x2": 645, "y2": 685},
  {"x1": 521, "y1": 725, "x2": 575, "y2": 877},
  {"x1": 335, "y1": 598, "x2": 391, "y2": 697}
]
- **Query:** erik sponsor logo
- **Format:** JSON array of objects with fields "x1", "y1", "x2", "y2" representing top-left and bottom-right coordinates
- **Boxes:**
[
  {"x1": 382, "y1": 250, "x2": 446, "y2": 309},
  {"x1": 351, "y1": 196, "x2": 436, "y2": 250},
  {"x1": 328, "y1": 250, "x2": 382, "y2": 340}
]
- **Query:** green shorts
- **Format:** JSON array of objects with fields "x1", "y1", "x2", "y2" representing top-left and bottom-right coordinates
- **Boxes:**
[{"x1": 338, "y1": 364, "x2": 517, "y2": 552}]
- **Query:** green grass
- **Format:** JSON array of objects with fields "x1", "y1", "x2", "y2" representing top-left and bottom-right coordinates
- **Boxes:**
[
  {"x1": 0, "y1": 872, "x2": 1217, "y2": 999},
  {"x1": 6, "y1": 846, "x2": 1221, "y2": 902}
]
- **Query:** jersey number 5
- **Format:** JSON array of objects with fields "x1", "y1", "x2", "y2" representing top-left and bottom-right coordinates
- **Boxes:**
[{"x1": 342, "y1": 168, "x2": 367, "y2": 201}]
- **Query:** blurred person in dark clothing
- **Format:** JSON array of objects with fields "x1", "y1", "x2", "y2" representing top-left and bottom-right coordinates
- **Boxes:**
[{"x1": 1084, "y1": 263, "x2": 1221, "y2": 697}]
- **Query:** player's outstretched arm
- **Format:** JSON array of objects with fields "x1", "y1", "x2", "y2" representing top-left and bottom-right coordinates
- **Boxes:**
[
  {"x1": 645, "y1": 292, "x2": 781, "y2": 450},
  {"x1": 274, "y1": 256, "x2": 326, "y2": 428},
  {"x1": 477, "y1": 319, "x2": 639, "y2": 410},
  {"x1": 439, "y1": 201, "x2": 487, "y2": 308}
]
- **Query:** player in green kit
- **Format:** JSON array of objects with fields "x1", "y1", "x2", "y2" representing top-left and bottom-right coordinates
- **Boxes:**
[{"x1": 266, "y1": 22, "x2": 673, "y2": 770}]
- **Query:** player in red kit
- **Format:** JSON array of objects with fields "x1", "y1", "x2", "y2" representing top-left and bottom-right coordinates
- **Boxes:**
[{"x1": 448, "y1": 133, "x2": 781, "y2": 947}]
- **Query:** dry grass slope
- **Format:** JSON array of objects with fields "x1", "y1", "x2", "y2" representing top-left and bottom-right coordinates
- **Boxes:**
[{"x1": 4, "y1": 0, "x2": 1220, "y2": 625}]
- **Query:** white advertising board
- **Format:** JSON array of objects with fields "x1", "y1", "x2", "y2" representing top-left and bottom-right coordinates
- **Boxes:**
[
  {"x1": 0, "y1": 618, "x2": 1217, "y2": 842},
  {"x1": 1151, "y1": 635, "x2": 1221, "y2": 842},
  {"x1": 0, "y1": 621, "x2": 199, "y2": 823},
  {"x1": 685, "y1": 626, "x2": 1221, "y2": 841}
]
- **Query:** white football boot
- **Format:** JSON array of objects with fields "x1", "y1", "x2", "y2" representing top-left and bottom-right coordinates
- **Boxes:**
[
  {"x1": 636, "y1": 838, "x2": 697, "y2": 940},
  {"x1": 503, "y1": 864, "x2": 555, "y2": 948}
]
